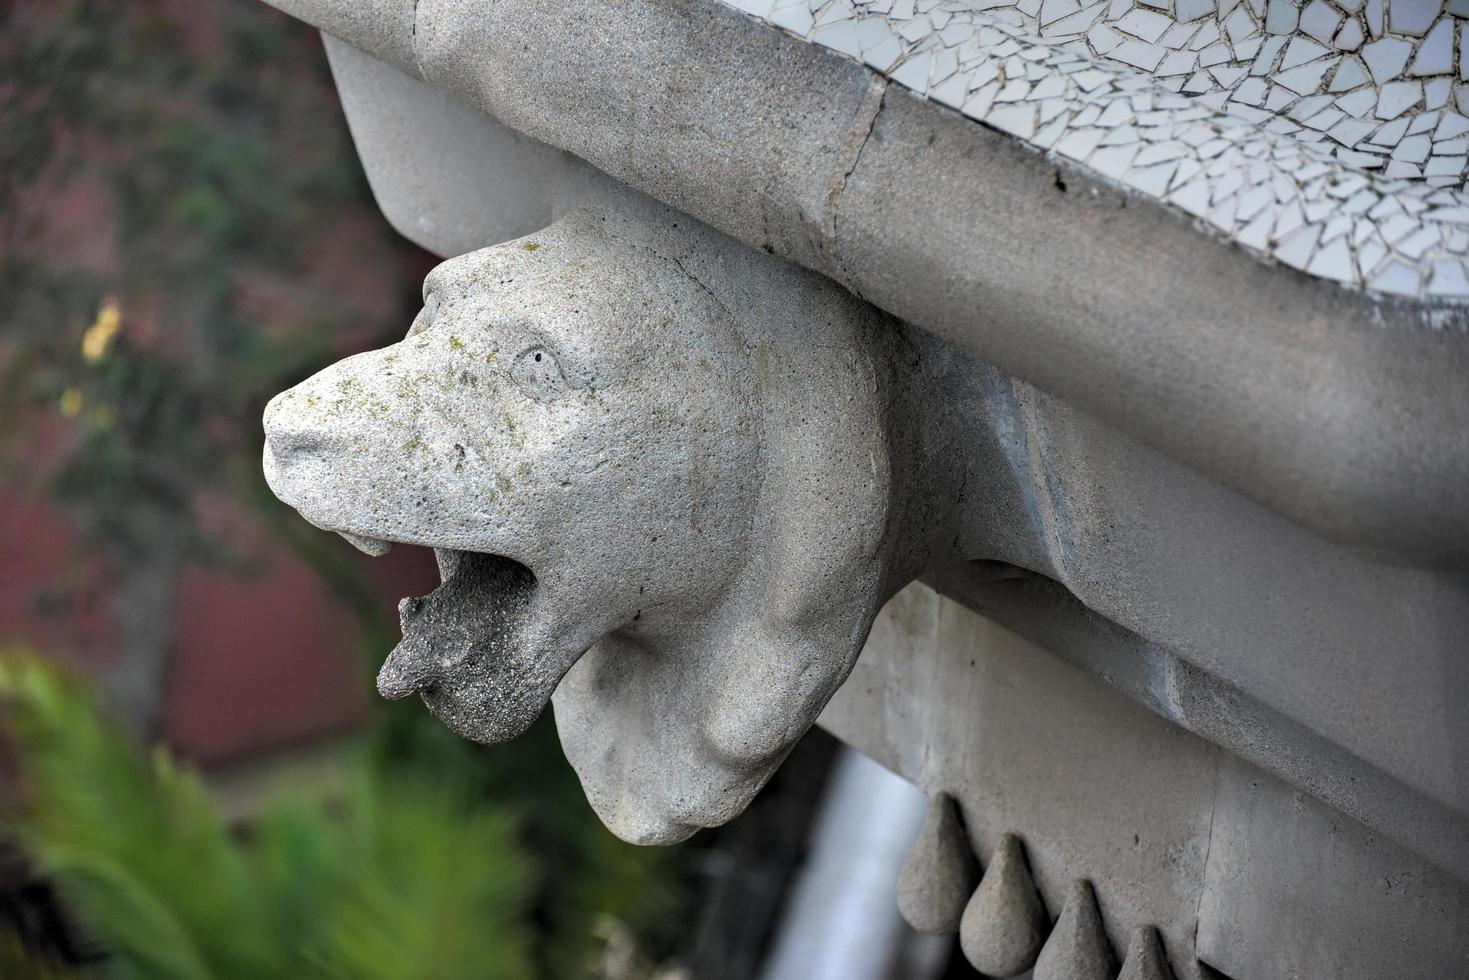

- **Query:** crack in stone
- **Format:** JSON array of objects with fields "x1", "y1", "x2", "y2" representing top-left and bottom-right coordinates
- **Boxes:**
[
  {"x1": 823, "y1": 77, "x2": 887, "y2": 283},
  {"x1": 669, "y1": 253, "x2": 739, "y2": 325},
  {"x1": 1193, "y1": 746, "x2": 1224, "y2": 952}
]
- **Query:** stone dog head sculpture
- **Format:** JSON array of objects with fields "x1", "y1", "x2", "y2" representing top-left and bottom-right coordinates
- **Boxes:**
[{"x1": 264, "y1": 200, "x2": 941, "y2": 843}]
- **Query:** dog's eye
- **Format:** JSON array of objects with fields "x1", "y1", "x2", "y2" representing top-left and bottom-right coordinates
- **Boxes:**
[{"x1": 509, "y1": 345, "x2": 569, "y2": 399}]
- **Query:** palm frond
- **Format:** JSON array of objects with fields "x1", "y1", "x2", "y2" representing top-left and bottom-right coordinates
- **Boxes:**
[{"x1": 311, "y1": 768, "x2": 534, "y2": 980}]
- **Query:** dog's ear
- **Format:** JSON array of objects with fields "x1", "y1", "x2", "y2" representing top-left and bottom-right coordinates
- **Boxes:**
[
  {"x1": 539, "y1": 193, "x2": 907, "y2": 843},
  {"x1": 754, "y1": 334, "x2": 894, "y2": 629},
  {"x1": 553, "y1": 295, "x2": 903, "y2": 844},
  {"x1": 697, "y1": 310, "x2": 898, "y2": 764}
]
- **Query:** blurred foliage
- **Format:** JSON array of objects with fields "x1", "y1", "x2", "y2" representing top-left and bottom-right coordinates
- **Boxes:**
[
  {"x1": 0, "y1": 652, "x2": 534, "y2": 980},
  {"x1": 0, "y1": 932, "x2": 83, "y2": 980},
  {"x1": 0, "y1": 1, "x2": 685, "y2": 977},
  {"x1": 0, "y1": 653, "x2": 685, "y2": 978},
  {"x1": 369, "y1": 700, "x2": 678, "y2": 980},
  {"x1": 0, "y1": 0, "x2": 375, "y2": 571}
]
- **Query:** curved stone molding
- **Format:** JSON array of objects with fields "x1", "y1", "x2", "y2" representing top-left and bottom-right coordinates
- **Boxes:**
[
  {"x1": 721, "y1": 0, "x2": 1469, "y2": 299},
  {"x1": 262, "y1": 181, "x2": 1469, "y2": 864},
  {"x1": 248, "y1": 2, "x2": 1469, "y2": 974}
]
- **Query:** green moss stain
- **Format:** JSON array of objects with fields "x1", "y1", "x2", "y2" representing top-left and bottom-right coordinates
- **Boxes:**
[
  {"x1": 522, "y1": 242, "x2": 541, "y2": 252},
  {"x1": 449, "y1": 335, "x2": 464, "y2": 351}
]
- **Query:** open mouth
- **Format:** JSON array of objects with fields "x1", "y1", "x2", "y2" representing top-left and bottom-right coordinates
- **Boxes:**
[{"x1": 354, "y1": 542, "x2": 555, "y2": 745}]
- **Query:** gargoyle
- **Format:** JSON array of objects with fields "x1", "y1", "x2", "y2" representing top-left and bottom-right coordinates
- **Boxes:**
[{"x1": 263, "y1": 196, "x2": 1009, "y2": 843}]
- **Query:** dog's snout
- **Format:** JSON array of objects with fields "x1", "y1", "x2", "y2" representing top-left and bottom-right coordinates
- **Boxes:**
[
  {"x1": 264, "y1": 425, "x2": 328, "y2": 457},
  {"x1": 263, "y1": 391, "x2": 330, "y2": 457}
]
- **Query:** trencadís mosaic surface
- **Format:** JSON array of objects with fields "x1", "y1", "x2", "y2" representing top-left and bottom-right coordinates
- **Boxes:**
[{"x1": 720, "y1": 0, "x2": 1469, "y2": 301}]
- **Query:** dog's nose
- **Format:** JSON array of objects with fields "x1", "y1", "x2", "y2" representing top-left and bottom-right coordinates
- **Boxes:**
[
  {"x1": 262, "y1": 391, "x2": 330, "y2": 457},
  {"x1": 262, "y1": 429, "x2": 326, "y2": 461},
  {"x1": 264, "y1": 426, "x2": 328, "y2": 457}
]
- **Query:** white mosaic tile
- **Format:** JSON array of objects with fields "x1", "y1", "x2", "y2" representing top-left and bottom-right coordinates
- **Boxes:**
[{"x1": 719, "y1": 0, "x2": 1469, "y2": 300}]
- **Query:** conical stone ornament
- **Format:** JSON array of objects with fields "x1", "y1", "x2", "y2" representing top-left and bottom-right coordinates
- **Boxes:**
[
  {"x1": 1033, "y1": 879, "x2": 1118, "y2": 980},
  {"x1": 897, "y1": 793, "x2": 977, "y2": 933},
  {"x1": 1118, "y1": 925, "x2": 1177, "y2": 980},
  {"x1": 959, "y1": 833, "x2": 1048, "y2": 976}
]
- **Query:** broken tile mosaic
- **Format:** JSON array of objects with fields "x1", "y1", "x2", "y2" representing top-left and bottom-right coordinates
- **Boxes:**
[{"x1": 721, "y1": 0, "x2": 1469, "y2": 300}]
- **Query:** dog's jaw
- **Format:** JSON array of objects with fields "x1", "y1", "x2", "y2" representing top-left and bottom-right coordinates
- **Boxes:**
[{"x1": 378, "y1": 550, "x2": 546, "y2": 743}]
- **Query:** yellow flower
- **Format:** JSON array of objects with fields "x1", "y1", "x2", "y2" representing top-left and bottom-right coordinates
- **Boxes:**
[
  {"x1": 81, "y1": 299, "x2": 122, "y2": 363},
  {"x1": 59, "y1": 387, "x2": 84, "y2": 418}
]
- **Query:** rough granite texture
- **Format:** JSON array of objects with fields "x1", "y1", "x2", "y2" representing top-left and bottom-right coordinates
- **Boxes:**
[
  {"x1": 897, "y1": 793, "x2": 977, "y2": 933},
  {"x1": 822, "y1": 582, "x2": 1469, "y2": 979},
  {"x1": 958, "y1": 833, "x2": 1050, "y2": 975},
  {"x1": 1119, "y1": 926, "x2": 1180, "y2": 980},
  {"x1": 1033, "y1": 880, "x2": 1121, "y2": 980}
]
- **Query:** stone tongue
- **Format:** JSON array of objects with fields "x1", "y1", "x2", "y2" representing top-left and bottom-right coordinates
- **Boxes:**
[{"x1": 376, "y1": 552, "x2": 535, "y2": 700}]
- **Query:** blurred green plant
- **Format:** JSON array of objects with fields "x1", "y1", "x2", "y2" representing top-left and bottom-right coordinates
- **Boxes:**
[
  {"x1": 0, "y1": 648, "x2": 681, "y2": 978},
  {"x1": 0, "y1": 932, "x2": 81, "y2": 980},
  {"x1": 368, "y1": 702, "x2": 679, "y2": 980},
  {"x1": 0, "y1": 652, "x2": 536, "y2": 980}
]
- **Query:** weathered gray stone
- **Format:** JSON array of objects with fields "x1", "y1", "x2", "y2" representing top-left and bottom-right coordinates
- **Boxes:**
[
  {"x1": 1118, "y1": 926, "x2": 1177, "y2": 980},
  {"x1": 959, "y1": 834, "x2": 1049, "y2": 977},
  {"x1": 1196, "y1": 752, "x2": 1469, "y2": 980},
  {"x1": 821, "y1": 581, "x2": 1469, "y2": 980},
  {"x1": 314, "y1": 39, "x2": 1469, "y2": 892},
  {"x1": 897, "y1": 793, "x2": 977, "y2": 934},
  {"x1": 413, "y1": 0, "x2": 872, "y2": 280},
  {"x1": 1033, "y1": 880, "x2": 1119, "y2": 980},
  {"x1": 264, "y1": 192, "x2": 925, "y2": 843},
  {"x1": 250, "y1": 7, "x2": 1469, "y2": 974},
  {"x1": 323, "y1": 36, "x2": 574, "y2": 257},
  {"x1": 821, "y1": 585, "x2": 1216, "y2": 977},
  {"x1": 262, "y1": 170, "x2": 1469, "y2": 881}
]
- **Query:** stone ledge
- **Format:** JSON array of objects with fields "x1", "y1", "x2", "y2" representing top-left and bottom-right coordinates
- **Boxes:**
[{"x1": 272, "y1": 0, "x2": 1469, "y2": 556}]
